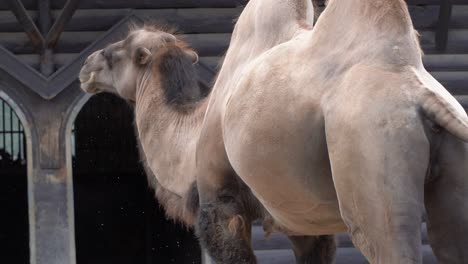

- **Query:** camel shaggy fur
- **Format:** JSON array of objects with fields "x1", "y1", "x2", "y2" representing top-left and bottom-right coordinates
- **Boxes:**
[
  {"x1": 79, "y1": 25, "x2": 204, "y2": 226},
  {"x1": 195, "y1": 0, "x2": 468, "y2": 263}
]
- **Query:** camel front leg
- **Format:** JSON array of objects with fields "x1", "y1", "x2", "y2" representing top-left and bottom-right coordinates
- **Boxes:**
[
  {"x1": 197, "y1": 173, "x2": 256, "y2": 264},
  {"x1": 196, "y1": 121, "x2": 257, "y2": 264},
  {"x1": 197, "y1": 190, "x2": 255, "y2": 264},
  {"x1": 289, "y1": 235, "x2": 336, "y2": 264},
  {"x1": 324, "y1": 109, "x2": 429, "y2": 263}
]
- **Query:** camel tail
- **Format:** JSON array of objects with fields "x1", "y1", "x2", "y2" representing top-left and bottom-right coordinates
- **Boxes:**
[{"x1": 419, "y1": 88, "x2": 468, "y2": 142}]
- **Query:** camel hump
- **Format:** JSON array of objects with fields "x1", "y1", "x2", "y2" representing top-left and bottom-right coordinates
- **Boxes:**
[{"x1": 413, "y1": 69, "x2": 468, "y2": 142}]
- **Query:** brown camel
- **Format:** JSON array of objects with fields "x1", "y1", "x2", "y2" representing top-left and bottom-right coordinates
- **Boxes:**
[
  {"x1": 196, "y1": 0, "x2": 468, "y2": 263},
  {"x1": 79, "y1": 3, "x2": 335, "y2": 261}
]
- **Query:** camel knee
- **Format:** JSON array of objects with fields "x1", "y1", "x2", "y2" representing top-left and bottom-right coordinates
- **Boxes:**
[
  {"x1": 348, "y1": 224, "x2": 422, "y2": 264},
  {"x1": 197, "y1": 202, "x2": 256, "y2": 264}
]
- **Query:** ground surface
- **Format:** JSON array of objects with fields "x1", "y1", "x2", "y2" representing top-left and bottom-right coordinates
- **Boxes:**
[{"x1": 252, "y1": 224, "x2": 436, "y2": 264}]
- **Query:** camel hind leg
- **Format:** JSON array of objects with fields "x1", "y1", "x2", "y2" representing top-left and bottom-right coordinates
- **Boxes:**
[
  {"x1": 289, "y1": 235, "x2": 336, "y2": 264},
  {"x1": 323, "y1": 92, "x2": 429, "y2": 263},
  {"x1": 425, "y1": 134, "x2": 468, "y2": 264}
]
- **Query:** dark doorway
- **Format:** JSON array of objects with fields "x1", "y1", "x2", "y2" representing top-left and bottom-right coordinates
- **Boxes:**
[
  {"x1": 72, "y1": 94, "x2": 201, "y2": 264},
  {"x1": 0, "y1": 98, "x2": 29, "y2": 264}
]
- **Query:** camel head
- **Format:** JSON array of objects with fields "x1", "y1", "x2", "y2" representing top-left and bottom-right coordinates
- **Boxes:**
[{"x1": 79, "y1": 25, "x2": 199, "y2": 103}]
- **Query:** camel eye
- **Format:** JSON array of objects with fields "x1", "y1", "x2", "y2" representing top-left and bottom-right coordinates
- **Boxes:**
[{"x1": 102, "y1": 48, "x2": 113, "y2": 68}]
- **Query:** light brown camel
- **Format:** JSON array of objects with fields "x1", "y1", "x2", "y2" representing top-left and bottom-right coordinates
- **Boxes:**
[
  {"x1": 79, "y1": 26, "x2": 204, "y2": 226},
  {"x1": 196, "y1": 0, "x2": 468, "y2": 263},
  {"x1": 79, "y1": 2, "x2": 335, "y2": 261}
]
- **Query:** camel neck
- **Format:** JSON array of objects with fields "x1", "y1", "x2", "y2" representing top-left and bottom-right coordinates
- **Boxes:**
[{"x1": 133, "y1": 70, "x2": 208, "y2": 197}]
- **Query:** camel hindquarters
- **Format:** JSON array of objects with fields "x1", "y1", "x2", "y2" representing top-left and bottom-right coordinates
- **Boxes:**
[
  {"x1": 324, "y1": 90, "x2": 429, "y2": 263},
  {"x1": 425, "y1": 134, "x2": 468, "y2": 263}
]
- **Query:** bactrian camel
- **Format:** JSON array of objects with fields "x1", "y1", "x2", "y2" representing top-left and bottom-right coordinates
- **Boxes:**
[
  {"x1": 195, "y1": 0, "x2": 468, "y2": 263},
  {"x1": 78, "y1": 3, "x2": 334, "y2": 262}
]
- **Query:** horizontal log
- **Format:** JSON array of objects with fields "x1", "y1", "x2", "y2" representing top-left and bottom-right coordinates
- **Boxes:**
[
  {"x1": 432, "y1": 71, "x2": 468, "y2": 95},
  {"x1": 0, "y1": 8, "x2": 242, "y2": 33},
  {"x1": 50, "y1": 8, "x2": 242, "y2": 33},
  {"x1": 181, "y1": 34, "x2": 231, "y2": 56},
  {"x1": 452, "y1": 6, "x2": 468, "y2": 28},
  {"x1": 0, "y1": 0, "x2": 245, "y2": 9},
  {"x1": 4, "y1": 6, "x2": 468, "y2": 32},
  {"x1": 419, "y1": 29, "x2": 468, "y2": 54},
  {"x1": 52, "y1": 0, "x2": 245, "y2": 9},
  {"x1": 0, "y1": 31, "x2": 232, "y2": 55},
  {"x1": 423, "y1": 54, "x2": 468, "y2": 71},
  {"x1": 1, "y1": 8, "x2": 238, "y2": 33},
  {"x1": 447, "y1": 29, "x2": 468, "y2": 53}
]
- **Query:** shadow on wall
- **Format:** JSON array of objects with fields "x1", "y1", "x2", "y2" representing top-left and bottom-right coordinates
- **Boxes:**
[{"x1": 72, "y1": 93, "x2": 201, "y2": 264}]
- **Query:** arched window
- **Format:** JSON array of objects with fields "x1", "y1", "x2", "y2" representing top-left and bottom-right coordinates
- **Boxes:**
[
  {"x1": 72, "y1": 94, "x2": 200, "y2": 263},
  {"x1": 0, "y1": 97, "x2": 29, "y2": 263}
]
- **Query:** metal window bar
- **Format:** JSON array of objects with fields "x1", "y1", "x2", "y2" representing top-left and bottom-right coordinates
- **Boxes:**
[{"x1": 0, "y1": 98, "x2": 26, "y2": 165}]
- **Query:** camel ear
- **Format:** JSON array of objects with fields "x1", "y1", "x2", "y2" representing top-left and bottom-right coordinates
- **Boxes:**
[
  {"x1": 135, "y1": 47, "x2": 152, "y2": 65},
  {"x1": 186, "y1": 50, "x2": 199, "y2": 64}
]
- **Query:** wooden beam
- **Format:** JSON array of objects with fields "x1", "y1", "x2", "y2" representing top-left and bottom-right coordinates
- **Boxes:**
[
  {"x1": 435, "y1": 0, "x2": 452, "y2": 52},
  {"x1": 46, "y1": 0, "x2": 80, "y2": 48},
  {"x1": 0, "y1": 15, "x2": 135, "y2": 99},
  {"x1": 38, "y1": 0, "x2": 54, "y2": 76},
  {"x1": 38, "y1": 0, "x2": 52, "y2": 34},
  {"x1": 6, "y1": 0, "x2": 44, "y2": 49}
]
